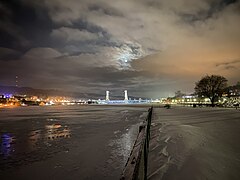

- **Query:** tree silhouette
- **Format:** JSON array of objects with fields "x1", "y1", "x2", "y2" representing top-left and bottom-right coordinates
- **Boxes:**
[
  {"x1": 174, "y1": 90, "x2": 185, "y2": 98},
  {"x1": 195, "y1": 75, "x2": 228, "y2": 106}
]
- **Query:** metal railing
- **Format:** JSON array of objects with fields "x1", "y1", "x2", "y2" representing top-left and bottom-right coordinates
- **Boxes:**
[{"x1": 121, "y1": 106, "x2": 153, "y2": 180}]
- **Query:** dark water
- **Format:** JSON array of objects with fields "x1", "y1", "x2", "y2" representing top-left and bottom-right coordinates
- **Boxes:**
[{"x1": 0, "y1": 105, "x2": 148, "y2": 180}]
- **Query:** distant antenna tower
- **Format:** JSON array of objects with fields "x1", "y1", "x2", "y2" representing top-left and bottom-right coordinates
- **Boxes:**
[{"x1": 15, "y1": 75, "x2": 18, "y2": 87}]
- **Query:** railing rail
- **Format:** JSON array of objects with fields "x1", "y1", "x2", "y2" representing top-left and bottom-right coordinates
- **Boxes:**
[{"x1": 121, "y1": 106, "x2": 153, "y2": 180}]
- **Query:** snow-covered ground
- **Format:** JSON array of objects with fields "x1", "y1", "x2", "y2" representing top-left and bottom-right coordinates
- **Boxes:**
[{"x1": 148, "y1": 107, "x2": 240, "y2": 180}]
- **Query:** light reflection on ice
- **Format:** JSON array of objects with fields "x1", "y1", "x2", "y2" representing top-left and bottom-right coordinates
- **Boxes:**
[
  {"x1": 28, "y1": 130, "x2": 42, "y2": 150},
  {"x1": 109, "y1": 124, "x2": 139, "y2": 166},
  {"x1": 45, "y1": 124, "x2": 71, "y2": 140},
  {"x1": 28, "y1": 122, "x2": 71, "y2": 148},
  {"x1": 0, "y1": 133, "x2": 15, "y2": 158}
]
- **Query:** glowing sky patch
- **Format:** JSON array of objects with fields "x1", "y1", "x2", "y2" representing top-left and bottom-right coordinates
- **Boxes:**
[{"x1": 114, "y1": 43, "x2": 145, "y2": 69}]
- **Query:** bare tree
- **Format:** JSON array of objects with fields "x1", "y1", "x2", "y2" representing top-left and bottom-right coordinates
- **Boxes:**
[
  {"x1": 195, "y1": 75, "x2": 228, "y2": 106},
  {"x1": 174, "y1": 90, "x2": 185, "y2": 98}
]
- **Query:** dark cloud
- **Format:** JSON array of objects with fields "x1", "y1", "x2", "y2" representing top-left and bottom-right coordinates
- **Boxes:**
[
  {"x1": 0, "y1": 0, "x2": 55, "y2": 51},
  {"x1": 216, "y1": 59, "x2": 240, "y2": 67},
  {"x1": 0, "y1": 48, "x2": 22, "y2": 60},
  {"x1": 88, "y1": 3, "x2": 123, "y2": 17},
  {"x1": 180, "y1": 0, "x2": 239, "y2": 24}
]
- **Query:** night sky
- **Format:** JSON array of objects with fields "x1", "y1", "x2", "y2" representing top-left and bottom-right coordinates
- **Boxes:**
[{"x1": 0, "y1": 0, "x2": 239, "y2": 98}]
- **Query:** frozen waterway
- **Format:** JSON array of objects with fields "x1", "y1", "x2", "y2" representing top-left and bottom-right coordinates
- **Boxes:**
[
  {"x1": 0, "y1": 105, "x2": 148, "y2": 180},
  {"x1": 148, "y1": 107, "x2": 240, "y2": 180}
]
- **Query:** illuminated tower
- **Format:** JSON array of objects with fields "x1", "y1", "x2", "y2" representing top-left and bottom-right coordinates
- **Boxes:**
[
  {"x1": 124, "y1": 90, "x2": 128, "y2": 101},
  {"x1": 106, "y1": 91, "x2": 110, "y2": 101},
  {"x1": 15, "y1": 75, "x2": 18, "y2": 87}
]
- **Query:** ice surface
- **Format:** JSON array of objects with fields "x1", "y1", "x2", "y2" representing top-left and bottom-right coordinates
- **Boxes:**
[{"x1": 0, "y1": 105, "x2": 148, "y2": 180}]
